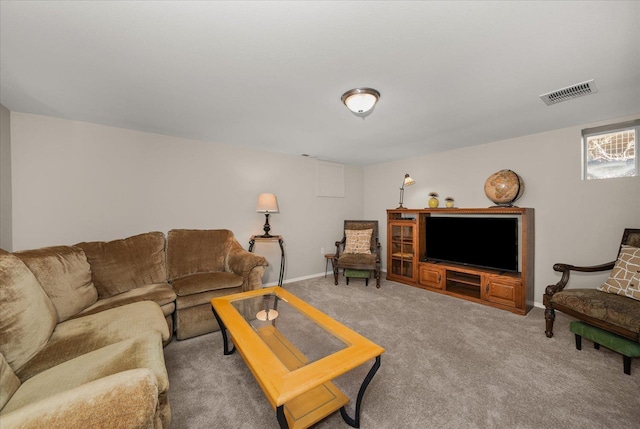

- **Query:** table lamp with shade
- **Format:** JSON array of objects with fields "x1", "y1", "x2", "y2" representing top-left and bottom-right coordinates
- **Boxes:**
[
  {"x1": 256, "y1": 193, "x2": 279, "y2": 238},
  {"x1": 397, "y1": 174, "x2": 415, "y2": 209}
]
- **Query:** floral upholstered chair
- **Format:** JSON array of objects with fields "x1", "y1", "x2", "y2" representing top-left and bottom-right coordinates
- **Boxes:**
[
  {"x1": 544, "y1": 228, "x2": 640, "y2": 343},
  {"x1": 333, "y1": 220, "x2": 381, "y2": 288}
]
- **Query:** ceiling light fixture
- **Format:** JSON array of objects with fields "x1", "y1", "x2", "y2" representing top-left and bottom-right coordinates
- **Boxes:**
[{"x1": 341, "y1": 88, "x2": 381, "y2": 115}]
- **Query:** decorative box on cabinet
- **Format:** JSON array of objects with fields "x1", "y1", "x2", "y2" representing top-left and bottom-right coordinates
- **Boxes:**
[{"x1": 387, "y1": 208, "x2": 534, "y2": 315}]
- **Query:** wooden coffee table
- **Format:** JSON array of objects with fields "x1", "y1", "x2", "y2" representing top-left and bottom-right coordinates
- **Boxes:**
[{"x1": 211, "y1": 287, "x2": 384, "y2": 429}]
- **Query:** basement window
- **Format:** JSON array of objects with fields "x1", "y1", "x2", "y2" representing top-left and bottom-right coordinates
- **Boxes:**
[{"x1": 582, "y1": 120, "x2": 639, "y2": 180}]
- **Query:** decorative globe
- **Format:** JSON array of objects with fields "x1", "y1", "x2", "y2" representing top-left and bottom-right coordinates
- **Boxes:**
[{"x1": 483, "y1": 169, "x2": 524, "y2": 207}]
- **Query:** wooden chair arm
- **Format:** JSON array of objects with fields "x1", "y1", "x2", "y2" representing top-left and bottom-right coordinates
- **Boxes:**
[
  {"x1": 545, "y1": 261, "x2": 616, "y2": 295},
  {"x1": 335, "y1": 238, "x2": 345, "y2": 258}
]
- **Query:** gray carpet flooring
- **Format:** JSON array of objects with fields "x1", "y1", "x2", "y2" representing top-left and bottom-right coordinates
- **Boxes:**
[{"x1": 163, "y1": 277, "x2": 640, "y2": 429}]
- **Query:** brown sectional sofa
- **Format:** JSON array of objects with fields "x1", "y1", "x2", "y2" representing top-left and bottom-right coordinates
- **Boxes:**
[{"x1": 0, "y1": 229, "x2": 268, "y2": 429}]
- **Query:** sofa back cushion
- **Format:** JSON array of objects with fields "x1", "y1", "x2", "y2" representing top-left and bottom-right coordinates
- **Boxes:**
[
  {"x1": 0, "y1": 352, "x2": 20, "y2": 410},
  {"x1": 15, "y1": 246, "x2": 98, "y2": 322},
  {"x1": 167, "y1": 229, "x2": 232, "y2": 280},
  {"x1": 75, "y1": 232, "x2": 167, "y2": 299},
  {"x1": 0, "y1": 249, "x2": 57, "y2": 372}
]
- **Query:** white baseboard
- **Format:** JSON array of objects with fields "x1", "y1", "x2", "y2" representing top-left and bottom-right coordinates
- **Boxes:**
[{"x1": 262, "y1": 272, "x2": 326, "y2": 287}]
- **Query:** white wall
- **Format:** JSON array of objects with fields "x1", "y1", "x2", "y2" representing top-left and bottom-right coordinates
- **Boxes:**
[
  {"x1": 0, "y1": 103, "x2": 11, "y2": 250},
  {"x1": 364, "y1": 114, "x2": 640, "y2": 307},
  {"x1": 10, "y1": 113, "x2": 364, "y2": 284},
  {"x1": 9, "y1": 111, "x2": 640, "y2": 298}
]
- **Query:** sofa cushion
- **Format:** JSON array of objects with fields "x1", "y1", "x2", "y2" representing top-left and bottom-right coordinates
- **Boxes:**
[
  {"x1": 167, "y1": 229, "x2": 232, "y2": 280},
  {"x1": 15, "y1": 301, "x2": 170, "y2": 382},
  {"x1": 75, "y1": 232, "x2": 167, "y2": 299},
  {"x1": 171, "y1": 272, "x2": 243, "y2": 296},
  {"x1": 0, "y1": 250, "x2": 57, "y2": 373},
  {"x1": 344, "y1": 229, "x2": 372, "y2": 254},
  {"x1": 550, "y1": 288, "x2": 640, "y2": 334},
  {"x1": 75, "y1": 283, "x2": 177, "y2": 318},
  {"x1": 0, "y1": 368, "x2": 160, "y2": 429},
  {"x1": 15, "y1": 246, "x2": 98, "y2": 322},
  {"x1": 0, "y1": 352, "x2": 20, "y2": 410},
  {"x1": 598, "y1": 245, "x2": 640, "y2": 301},
  {"x1": 2, "y1": 335, "x2": 168, "y2": 415}
]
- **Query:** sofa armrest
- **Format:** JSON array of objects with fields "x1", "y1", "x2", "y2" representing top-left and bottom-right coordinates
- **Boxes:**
[
  {"x1": 226, "y1": 241, "x2": 268, "y2": 291},
  {"x1": 545, "y1": 261, "x2": 616, "y2": 296},
  {"x1": 1, "y1": 369, "x2": 160, "y2": 429}
]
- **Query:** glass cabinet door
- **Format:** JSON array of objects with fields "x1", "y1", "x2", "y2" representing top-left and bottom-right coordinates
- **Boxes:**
[{"x1": 389, "y1": 223, "x2": 414, "y2": 279}]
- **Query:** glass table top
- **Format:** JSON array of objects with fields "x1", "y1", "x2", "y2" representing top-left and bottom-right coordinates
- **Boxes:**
[{"x1": 231, "y1": 292, "x2": 347, "y2": 368}]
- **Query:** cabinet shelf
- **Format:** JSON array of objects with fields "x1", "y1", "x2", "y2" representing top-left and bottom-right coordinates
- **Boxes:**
[
  {"x1": 445, "y1": 283, "x2": 481, "y2": 299},
  {"x1": 391, "y1": 252, "x2": 414, "y2": 259}
]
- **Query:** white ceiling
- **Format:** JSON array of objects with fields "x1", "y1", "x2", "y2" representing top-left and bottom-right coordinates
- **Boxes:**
[{"x1": 1, "y1": 1, "x2": 639, "y2": 166}]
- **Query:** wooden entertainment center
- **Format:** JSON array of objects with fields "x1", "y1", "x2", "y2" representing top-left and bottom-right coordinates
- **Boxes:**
[{"x1": 387, "y1": 207, "x2": 534, "y2": 315}]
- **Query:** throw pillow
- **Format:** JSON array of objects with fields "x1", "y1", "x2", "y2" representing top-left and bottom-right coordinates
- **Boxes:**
[
  {"x1": 344, "y1": 229, "x2": 373, "y2": 254},
  {"x1": 597, "y1": 245, "x2": 640, "y2": 301}
]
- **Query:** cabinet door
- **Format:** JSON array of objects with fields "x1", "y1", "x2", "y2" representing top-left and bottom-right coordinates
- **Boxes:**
[
  {"x1": 484, "y1": 275, "x2": 522, "y2": 308},
  {"x1": 419, "y1": 263, "x2": 444, "y2": 289},
  {"x1": 388, "y1": 222, "x2": 416, "y2": 281}
]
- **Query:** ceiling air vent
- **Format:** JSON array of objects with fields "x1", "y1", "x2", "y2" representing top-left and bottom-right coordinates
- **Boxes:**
[{"x1": 539, "y1": 79, "x2": 598, "y2": 106}]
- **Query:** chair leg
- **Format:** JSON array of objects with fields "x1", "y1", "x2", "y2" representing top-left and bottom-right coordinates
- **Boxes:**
[
  {"x1": 624, "y1": 356, "x2": 631, "y2": 375},
  {"x1": 544, "y1": 307, "x2": 555, "y2": 338},
  {"x1": 346, "y1": 277, "x2": 350, "y2": 285},
  {"x1": 594, "y1": 343, "x2": 600, "y2": 350},
  {"x1": 574, "y1": 333, "x2": 582, "y2": 350}
]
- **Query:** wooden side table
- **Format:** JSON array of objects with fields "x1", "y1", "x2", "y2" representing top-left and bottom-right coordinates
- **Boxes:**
[
  {"x1": 249, "y1": 235, "x2": 285, "y2": 287},
  {"x1": 324, "y1": 253, "x2": 335, "y2": 277}
]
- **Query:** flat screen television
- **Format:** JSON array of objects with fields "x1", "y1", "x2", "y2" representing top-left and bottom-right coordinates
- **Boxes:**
[{"x1": 424, "y1": 216, "x2": 519, "y2": 272}]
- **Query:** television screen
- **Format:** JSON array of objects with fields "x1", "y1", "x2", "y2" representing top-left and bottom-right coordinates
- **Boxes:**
[{"x1": 425, "y1": 216, "x2": 518, "y2": 272}]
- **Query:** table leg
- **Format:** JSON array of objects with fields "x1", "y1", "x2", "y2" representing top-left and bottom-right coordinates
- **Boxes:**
[
  {"x1": 278, "y1": 238, "x2": 285, "y2": 287},
  {"x1": 276, "y1": 405, "x2": 289, "y2": 428},
  {"x1": 211, "y1": 307, "x2": 236, "y2": 355},
  {"x1": 339, "y1": 355, "x2": 381, "y2": 428}
]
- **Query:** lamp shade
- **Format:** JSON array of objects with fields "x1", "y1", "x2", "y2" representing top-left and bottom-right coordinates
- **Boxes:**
[
  {"x1": 341, "y1": 88, "x2": 381, "y2": 114},
  {"x1": 256, "y1": 193, "x2": 279, "y2": 213},
  {"x1": 403, "y1": 174, "x2": 415, "y2": 187}
]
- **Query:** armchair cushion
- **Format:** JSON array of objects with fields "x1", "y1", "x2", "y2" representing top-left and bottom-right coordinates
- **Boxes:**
[
  {"x1": 337, "y1": 253, "x2": 377, "y2": 266},
  {"x1": 551, "y1": 289, "x2": 640, "y2": 335},
  {"x1": 75, "y1": 232, "x2": 167, "y2": 299},
  {"x1": 15, "y1": 246, "x2": 98, "y2": 322},
  {"x1": 344, "y1": 229, "x2": 373, "y2": 254},
  {"x1": 0, "y1": 251, "x2": 57, "y2": 373},
  {"x1": 598, "y1": 245, "x2": 640, "y2": 301}
]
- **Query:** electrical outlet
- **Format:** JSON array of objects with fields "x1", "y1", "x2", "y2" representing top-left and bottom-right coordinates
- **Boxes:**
[{"x1": 320, "y1": 247, "x2": 325, "y2": 255}]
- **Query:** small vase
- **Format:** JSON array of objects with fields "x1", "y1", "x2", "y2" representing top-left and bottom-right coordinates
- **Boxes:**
[
  {"x1": 445, "y1": 200, "x2": 454, "y2": 208},
  {"x1": 428, "y1": 197, "x2": 439, "y2": 208}
]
